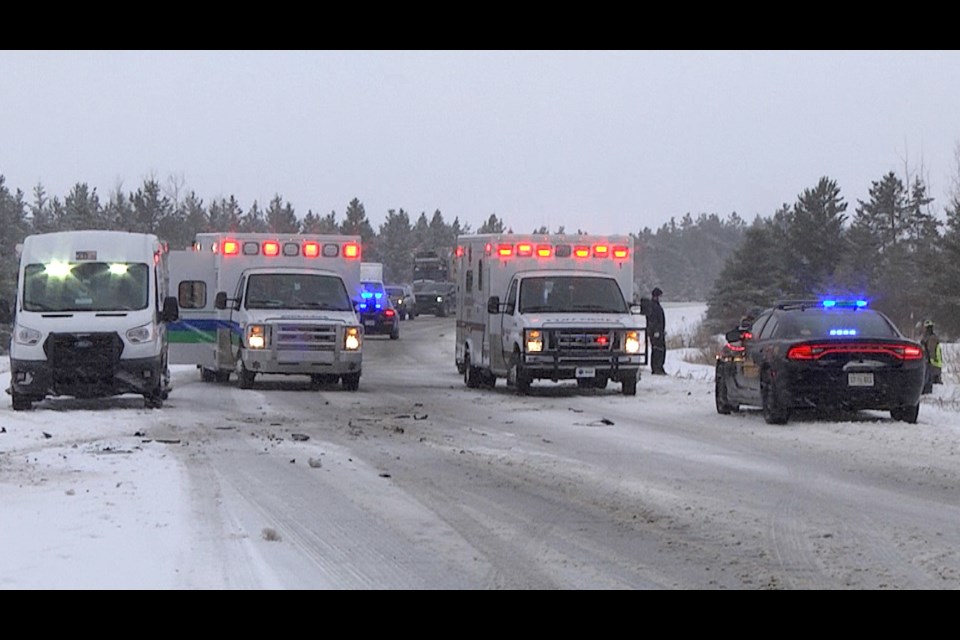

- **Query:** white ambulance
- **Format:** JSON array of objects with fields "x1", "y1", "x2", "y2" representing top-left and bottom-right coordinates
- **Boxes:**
[
  {"x1": 454, "y1": 234, "x2": 646, "y2": 395},
  {"x1": 6, "y1": 230, "x2": 180, "y2": 411},
  {"x1": 168, "y1": 233, "x2": 364, "y2": 390}
]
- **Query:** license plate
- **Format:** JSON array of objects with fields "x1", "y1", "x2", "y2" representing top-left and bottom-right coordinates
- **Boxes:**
[
  {"x1": 848, "y1": 372, "x2": 874, "y2": 387},
  {"x1": 576, "y1": 367, "x2": 596, "y2": 378},
  {"x1": 364, "y1": 320, "x2": 376, "y2": 327}
]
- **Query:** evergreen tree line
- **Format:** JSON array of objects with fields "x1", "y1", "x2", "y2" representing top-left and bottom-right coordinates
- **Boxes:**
[
  {"x1": 706, "y1": 172, "x2": 960, "y2": 340},
  {"x1": 0, "y1": 175, "x2": 514, "y2": 303}
]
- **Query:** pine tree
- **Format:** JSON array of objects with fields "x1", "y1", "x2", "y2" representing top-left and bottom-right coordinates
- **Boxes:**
[
  {"x1": 477, "y1": 214, "x2": 506, "y2": 234},
  {"x1": 63, "y1": 183, "x2": 105, "y2": 230},
  {"x1": 784, "y1": 177, "x2": 847, "y2": 295},
  {"x1": 377, "y1": 208, "x2": 416, "y2": 283},
  {"x1": 0, "y1": 177, "x2": 29, "y2": 306},
  {"x1": 129, "y1": 179, "x2": 171, "y2": 235},
  {"x1": 29, "y1": 183, "x2": 53, "y2": 233},
  {"x1": 266, "y1": 195, "x2": 300, "y2": 234},
  {"x1": 340, "y1": 198, "x2": 375, "y2": 255},
  {"x1": 240, "y1": 200, "x2": 268, "y2": 233}
]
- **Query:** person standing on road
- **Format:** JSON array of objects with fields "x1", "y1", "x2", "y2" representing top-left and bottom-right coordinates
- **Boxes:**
[
  {"x1": 921, "y1": 320, "x2": 943, "y2": 393},
  {"x1": 643, "y1": 286, "x2": 667, "y2": 375}
]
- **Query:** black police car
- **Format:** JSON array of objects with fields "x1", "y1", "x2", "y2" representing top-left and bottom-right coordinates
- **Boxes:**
[
  {"x1": 413, "y1": 280, "x2": 455, "y2": 317},
  {"x1": 715, "y1": 299, "x2": 925, "y2": 424},
  {"x1": 358, "y1": 282, "x2": 399, "y2": 339}
]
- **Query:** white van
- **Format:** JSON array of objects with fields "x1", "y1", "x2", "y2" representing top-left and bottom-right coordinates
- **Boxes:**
[
  {"x1": 454, "y1": 234, "x2": 646, "y2": 395},
  {"x1": 5, "y1": 231, "x2": 179, "y2": 410},
  {"x1": 168, "y1": 233, "x2": 364, "y2": 390}
]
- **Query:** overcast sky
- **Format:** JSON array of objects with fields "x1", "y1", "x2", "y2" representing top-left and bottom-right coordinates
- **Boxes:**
[{"x1": 3, "y1": 50, "x2": 960, "y2": 235}]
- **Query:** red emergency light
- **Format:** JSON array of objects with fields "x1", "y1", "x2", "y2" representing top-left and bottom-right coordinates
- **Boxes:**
[
  {"x1": 497, "y1": 244, "x2": 514, "y2": 257},
  {"x1": 593, "y1": 244, "x2": 609, "y2": 258},
  {"x1": 455, "y1": 246, "x2": 465, "y2": 258},
  {"x1": 302, "y1": 242, "x2": 320, "y2": 258},
  {"x1": 596, "y1": 335, "x2": 609, "y2": 346},
  {"x1": 485, "y1": 243, "x2": 493, "y2": 256},
  {"x1": 262, "y1": 241, "x2": 280, "y2": 257},
  {"x1": 343, "y1": 242, "x2": 360, "y2": 259},
  {"x1": 536, "y1": 245, "x2": 552, "y2": 257},
  {"x1": 516, "y1": 243, "x2": 533, "y2": 257},
  {"x1": 574, "y1": 245, "x2": 590, "y2": 258},
  {"x1": 222, "y1": 240, "x2": 240, "y2": 256},
  {"x1": 612, "y1": 246, "x2": 629, "y2": 259}
]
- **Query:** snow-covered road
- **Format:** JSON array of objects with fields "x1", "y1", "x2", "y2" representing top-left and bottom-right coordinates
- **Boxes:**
[{"x1": 2, "y1": 311, "x2": 959, "y2": 589}]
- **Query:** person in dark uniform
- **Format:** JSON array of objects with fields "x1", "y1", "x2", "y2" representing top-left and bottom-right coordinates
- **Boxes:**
[{"x1": 644, "y1": 286, "x2": 666, "y2": 375}]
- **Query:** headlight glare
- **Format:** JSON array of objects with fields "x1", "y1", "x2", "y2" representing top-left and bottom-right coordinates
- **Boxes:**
[
  {"x1": 344, "y1": 327, "x2": 361, "y2": 350},
  {"x1": 525, "y1": 329, "x2": 543, "y2": 353},
  {"x1": 625, "y1": 331, "x2": 641, "y2": 354},
  {"x1": 247, "y1": 324, "x2": 267, "y2": 349}
]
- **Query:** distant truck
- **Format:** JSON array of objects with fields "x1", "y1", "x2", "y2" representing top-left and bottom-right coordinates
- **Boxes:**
[
  {"x1": 361, "y1": 262, "x2": 384, "y2": 284},
  {"x1": 168, "y1": 233, "x2": 364, "y2": 390},
  {"x1": 454, "y1": 234, "x2": 646, "y2": 395},
  {"x1": 413, "y1": 250, "x2": 449, "y2": 282},
  {"x1": 3, "y1": 230, "x2": 180, "y2": 410}
]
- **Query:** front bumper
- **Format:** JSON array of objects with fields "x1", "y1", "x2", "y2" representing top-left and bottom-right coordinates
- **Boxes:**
[
  {"x1": 242, "y1": 347, "x2": 362, "y2": 376},
  {"x1": 11, "y1": 355, "x2": 164, "y2": 399},
  {"x1": 522, "y1": 352, "x2": 643, "y2": 381}
]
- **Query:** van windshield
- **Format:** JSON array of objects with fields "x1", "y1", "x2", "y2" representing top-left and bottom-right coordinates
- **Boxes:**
[
  {"x1": 245, "y1": 273, "x2": 352, "y2": 311},
  {"x1": 23, "y1": 262, "x2": 149, "y2": 312},
  {"x1": 519, "y1": 276, "x2": 628, "y2": 314}
]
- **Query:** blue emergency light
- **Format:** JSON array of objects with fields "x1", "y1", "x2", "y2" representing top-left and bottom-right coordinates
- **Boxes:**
[{"x1": 821, "y1": 299, "x2": 868, "y2": 309}]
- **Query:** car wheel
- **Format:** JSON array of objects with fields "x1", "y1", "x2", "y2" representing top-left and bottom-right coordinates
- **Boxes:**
[
  {"x1": 715, "y1": 365, "x2": 738, "y2": 414},
  {"x1": 11, "y1": 390, "x2": 33, "y2": 412},
  {"x1": 237, "y1": 361, "x2": 255, "y2": 389},
  {"x1": 215, "y1": 370, "x2": 231, "y2": 383},
  {"x1": 621, "y1": 376, "x2": 637, "y2": 396},
  {"x1": 341, "y1": 372, "x2": 361, "y2": 391},
  {"x1": 761, "y1": 370, "x2": 790, "y2": 425},
  {"x1": 144, "y1": 379, "x2": 164, "y2": 409},
  {"x1": 891, "y1": 404, "x2": 919, "y2": 424},
  {"x1": 201, "y1": 367, "x2": 216, "y2": 382},
  {"x1": 390, "y1": 324, "x2": 400, "y2": 340},
  {"x1": 464, "y1": 352, "x2": 482, "y2": 388},
  {"x1": 509, "y1": 350, "x2": 531, "y2": 395}
]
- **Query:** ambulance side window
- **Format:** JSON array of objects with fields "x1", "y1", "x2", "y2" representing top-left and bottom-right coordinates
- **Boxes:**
[
  {"x1": 178, "y1": 281, "x2": 207, "y2": 309},
  {"x1": 466, "y1": 270, "x2": 473, "y2": 293},
  {"x1": 234, "y1": 276, "x2": 246, "y2": 307},
  {"x1": 478, "y1": 260, "x2": 483, "y2": 291},
  {"x1": 505, "y1": 279, "x2": 518, "y2": 315}
]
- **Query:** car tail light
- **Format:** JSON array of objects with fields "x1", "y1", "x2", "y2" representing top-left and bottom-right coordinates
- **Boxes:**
[
  {"x1": 384, "y1": 308, "x2": 395, "y2": 318},
  {"x1": 788, "y1": 342, "x2": 926, "y2": 361}
]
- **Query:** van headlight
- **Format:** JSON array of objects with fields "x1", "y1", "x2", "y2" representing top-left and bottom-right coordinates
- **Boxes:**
[
  {"x1": 15, "y1": 325, "x2": 41, "y2": 346},
  {"x1": 344, "y1": 326, "x2": 361, "y2": 351},
  {"x1": 126, "y1": 322, "x2": 155, "y2": 344},
  {"x1": 525, "y1": 329, "x2": 543, "y2": 353},
  {"x1": 624, "y1": 330, "x2": 641, "y2": 354},
  {"x1": 246, "y1": 324, "x2": 267, "y2": 349}
]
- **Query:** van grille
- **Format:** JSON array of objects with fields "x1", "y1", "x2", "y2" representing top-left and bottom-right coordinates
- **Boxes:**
[
  {"x1": 551, "y1": 329, "x2": 614, "y2": 352},
  {"x1": 274, "y1": 323, "x2": 338, "y2": 351}
]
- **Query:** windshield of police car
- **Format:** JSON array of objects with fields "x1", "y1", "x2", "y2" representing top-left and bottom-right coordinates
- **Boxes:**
[
  {"x1": 519, "y1": 276, "x2": 628, "y2": 314},
  {"x1": 245, "y1": 273, "x2": 352, "y2": 311},
  {"x1": 23, "y1": 262, "x2": 149, "y2": 312}
]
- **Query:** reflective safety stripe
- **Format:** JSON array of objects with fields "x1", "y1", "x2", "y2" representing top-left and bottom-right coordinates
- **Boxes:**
[{"x1": 931, "y1": 343, "x2": 944, "y2": 368}]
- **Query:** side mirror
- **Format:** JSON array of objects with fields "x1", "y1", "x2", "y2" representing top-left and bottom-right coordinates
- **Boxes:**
[
  {"x1": 630, "y1": 304, "x2": 644, "y2": 315},
  {"x1": 161, "y1": 296, "x2": 180, "y2": 323},
  {"x1": 214, "y1": 291, "x2": 228, "y2": 310},
  {"x1": 0, "y1": 299, "x2": 10, "y2": 324},
  {"x1": 487, "y1": 296, "x2": 501, "y2": 314}
]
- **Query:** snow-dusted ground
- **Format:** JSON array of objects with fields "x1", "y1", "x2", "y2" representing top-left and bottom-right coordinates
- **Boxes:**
[{"x1": 2, "y1": 305, "x2": 959, "y2": 589}]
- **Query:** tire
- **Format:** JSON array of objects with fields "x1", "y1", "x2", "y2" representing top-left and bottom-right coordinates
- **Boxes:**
[
  {"x1": 464, "y1": 352, "x2": 481, "y2": 389},
  {"x1": 144, "y1": 379, "x2": 164, "y2": 409},
  {"x1": 390, "y1": 325, "x2": 400, "y2": 340},
  {"x1": 621, "y1": 376, "x2": 637, "y2": 396},
  {"x1": 201, "y1": 367, "x2": 216, "y2": 382},
  {"x1": 438, "y1": 304, "x2": 447, "y2": 318},
  {"x1": 891, "y1": 404, "x2": 920, "y2": 424},
  {"x1": 215, "y1": 370, "x2": 231, "y2": 383},
  {"x1": 761, "y1": 371, "x2": 790, "y2": 425},
  {"x1": 11, "y1": 390, "x2": 33, "y2": 412},
  {"x1": 509, "y1": 351, "x2": 531, "y2": 395},
  {"x1": 715, "y1": 365, "x2": 738, "y2": 414},
  {"x1": 341, "y1": 372, "x2": 361, "y2": 391},
  {"x1": 237, "y1": 361, "x2": 255, "y2": 389},
  {"x1": 481, "y1": 370, "x2": 497, "y2": 389}
]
